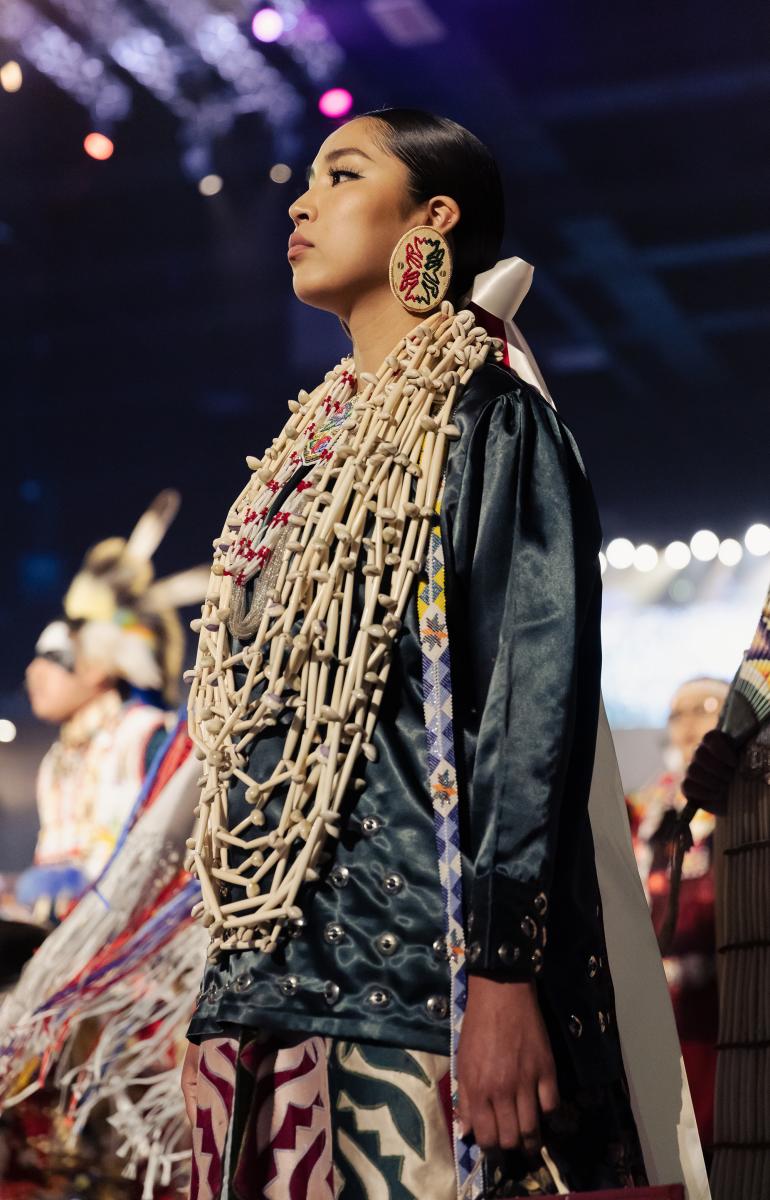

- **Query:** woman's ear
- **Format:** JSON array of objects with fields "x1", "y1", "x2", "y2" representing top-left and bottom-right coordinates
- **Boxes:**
[{"x1": 426, "y1": 194, "x2": 461, "y2": 236}]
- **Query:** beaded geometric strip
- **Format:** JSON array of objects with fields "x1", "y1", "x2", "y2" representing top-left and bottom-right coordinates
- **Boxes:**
[
  {"x1": 417, "y1": 499, "x2": 483, "y2": 1200},
  {"x1": 185, "y1": 306, "x2": 505, "y2": 957},
  {"x1": 735, "y1": 586, "x2": 770, "y2": 724}
]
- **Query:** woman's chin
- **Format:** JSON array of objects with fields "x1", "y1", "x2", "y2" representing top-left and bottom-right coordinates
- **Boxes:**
[{"x1": 291, "y1": 274, "x2": 343, "y2": 316}]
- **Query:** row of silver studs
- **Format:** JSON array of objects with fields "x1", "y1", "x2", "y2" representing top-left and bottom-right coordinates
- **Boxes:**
[
  {"x1": 465, "y1": 890, "x2": 551, "y2": 974},
  {"x1": 569, "y1": 1008, "x2": 613, "y2": 1038}
]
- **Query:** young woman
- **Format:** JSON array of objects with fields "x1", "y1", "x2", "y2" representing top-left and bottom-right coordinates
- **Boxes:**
[{"x1": 180, "y1": 110, "x2": 682, "y2": 1199}]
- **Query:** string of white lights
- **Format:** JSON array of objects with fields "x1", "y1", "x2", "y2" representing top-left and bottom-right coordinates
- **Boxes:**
[{"x1": 601, "y1": 522, "x2": 770, "y2": 574}]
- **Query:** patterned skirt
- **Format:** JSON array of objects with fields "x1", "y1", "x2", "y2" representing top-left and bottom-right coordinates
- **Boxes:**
[{"x1": 190, "y1": 1033, "x2": 647, "y2": 1199}]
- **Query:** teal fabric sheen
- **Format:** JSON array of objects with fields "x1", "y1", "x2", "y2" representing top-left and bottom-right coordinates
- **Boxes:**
[{"x1": 189, "y1": 364, "x2": 624, "y2": 1092}]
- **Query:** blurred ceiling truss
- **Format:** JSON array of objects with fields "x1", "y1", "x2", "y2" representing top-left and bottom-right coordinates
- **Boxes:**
[
  {"x1": 0, "y1": 0, "x2": 344, "y2": 169},
  {"x1": 1, "y1": 0, "x2": 767, "y2": 406}
]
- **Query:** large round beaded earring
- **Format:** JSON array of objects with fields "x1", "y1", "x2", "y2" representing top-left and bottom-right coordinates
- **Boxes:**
[{"x1": 389, "y1": 225, "x2": 453, "y2": 314}]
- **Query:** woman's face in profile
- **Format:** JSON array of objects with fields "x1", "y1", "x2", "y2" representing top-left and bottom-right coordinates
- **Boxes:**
[
  {"x1": 25, "y1": 654, "x2": 107, "y2": 725},
  {"x1": 288, "y1": 117, "x2": 418, "y2": 318}
]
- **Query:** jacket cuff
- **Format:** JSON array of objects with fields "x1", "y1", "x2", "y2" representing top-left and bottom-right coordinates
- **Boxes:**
[{"x1": 464, "y1": 874, "x2": 549, "y2": 981}]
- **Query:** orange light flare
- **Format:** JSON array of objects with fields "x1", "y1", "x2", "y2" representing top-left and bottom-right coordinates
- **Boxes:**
[
  {"x1": 0, "y1": 61, "x2": 23, "y2": 93},
  {"x1": 83, "y1": 132, "x2": 114, "y2": 161}
]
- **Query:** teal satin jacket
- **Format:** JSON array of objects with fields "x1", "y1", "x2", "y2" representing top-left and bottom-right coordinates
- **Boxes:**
[{"x1": 189, "y1": 363, "x2": 625, "y2": 1092}]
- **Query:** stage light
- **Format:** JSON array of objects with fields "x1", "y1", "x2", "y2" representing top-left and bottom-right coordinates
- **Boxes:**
[
  {"x1": 0, "y1": 719, "x2": 17, "y2": 744},
  {"x1": 1, "y1": 61, "x2": 22, "y2": 93},
  {"x1": 664, "y1": 541, "x2": 691, "y2": 570},
  {"x1": 252, "y1": 6, "x2": 284, "y2": 42},
  {"x1": 690, "y1": 529, "x2": 719, "y2": 562},
  {"x1": 198, "y1": 174, "x2": 223, "y2": 196},
  {"x1": 605, "y1": 538, "x2": 635, "y2": 570},
  {"x1": 318, "y1": 87, "x2": 353, "y2": 119},
  {"x1": 599, "y1": 552, "x2": 607, "y2": 576},
  {"x1": 633, "y1": 544, "x2": 658, "y2": 573},
  {"x1": 84, "y1": 132, "x2": 114, "y2": 161},
  {"x1": 269, "y1": 162, "x2": 292, "y2": 183},
  {"x1": 669, "y1": 578, "x2": 695, "y2": 604},
  {"x1": 718, "y1": 538, "x2": 743, "y2": 567},
  {"x1": 745, "y1": 523, "x2": 770, "y2": 557}
]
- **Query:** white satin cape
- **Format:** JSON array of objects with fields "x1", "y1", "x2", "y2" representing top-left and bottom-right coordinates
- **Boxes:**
[{"x1": 470, "y1": 258, "x2": 711, "y2": 1200}]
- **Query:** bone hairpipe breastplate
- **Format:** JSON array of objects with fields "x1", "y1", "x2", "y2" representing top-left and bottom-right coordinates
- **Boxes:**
[{"x1": 185, "y1": 303, "x2": 503, "y2": 958}]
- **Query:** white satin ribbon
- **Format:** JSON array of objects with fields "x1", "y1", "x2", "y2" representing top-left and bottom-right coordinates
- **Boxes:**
[{"x1": 469, "y1": 255, "x2": 554, "y2": 406}]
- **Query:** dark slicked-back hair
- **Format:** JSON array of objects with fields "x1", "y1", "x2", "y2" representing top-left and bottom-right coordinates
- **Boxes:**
[{"x1": 362, "y1": 107, "x2": 505, "y2": 302}]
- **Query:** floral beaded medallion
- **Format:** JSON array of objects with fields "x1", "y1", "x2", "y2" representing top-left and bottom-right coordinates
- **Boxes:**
[
  {"x1": 389, "y1": 225, "x2": 452, "y2": 314},
  {"x1": 300, "y1": 370, "x2": 357, "y2": 465}
]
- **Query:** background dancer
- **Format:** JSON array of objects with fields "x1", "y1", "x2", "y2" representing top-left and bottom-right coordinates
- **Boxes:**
[
  {"x1": 628, "y1": 677, "x2": 729, "y2": 1159},
  {"x1": 0, "y1": 494, "x2": 208, "y2": 1198},
  {"x1": 683, "y1": 584, "x2": 770, "y2": 1200},
  {"x1": 14, "y1": 491, "x2": 187, "y2": 924}
]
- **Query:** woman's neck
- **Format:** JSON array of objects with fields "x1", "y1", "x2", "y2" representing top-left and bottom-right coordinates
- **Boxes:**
[{"x1": 347, "y1": 286, "x2": 423, "y2": 379}]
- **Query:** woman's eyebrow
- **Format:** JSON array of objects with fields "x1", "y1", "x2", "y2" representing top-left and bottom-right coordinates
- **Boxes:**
[{"x1": 305, "y1": 146, "x2": 374, "y2": 184}]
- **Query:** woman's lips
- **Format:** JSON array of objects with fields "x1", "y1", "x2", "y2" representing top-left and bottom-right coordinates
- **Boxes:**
[{"x1": 288, "y1": 233, "x2": 314, "y2": 261}]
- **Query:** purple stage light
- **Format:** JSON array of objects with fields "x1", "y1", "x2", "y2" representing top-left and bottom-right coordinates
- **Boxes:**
[
  {"x1": 252, "y1": 6, "x2": 284, "y2": 43},
  {"x1": 318, "y1": 88, "x2": 353, "y2": 119}
]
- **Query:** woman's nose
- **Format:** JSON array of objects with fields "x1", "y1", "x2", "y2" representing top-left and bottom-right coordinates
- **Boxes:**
[{"x1": 288, "y1": 189, "x2": 314, "y2": 226}]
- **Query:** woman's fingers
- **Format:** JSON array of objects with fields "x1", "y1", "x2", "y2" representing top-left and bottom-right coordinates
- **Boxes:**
[
  {"x1": 492, "y1": 1096, "x2": 521, "y2": 1151},
  {"x1": 514, "y1": 1088, "x2": 540, "y2": 1155},
  {"x1": 537, "y1": 1072, "x2": 560, "y2": 1116},
  {"x1": 470, "y1": 1098, "x2": 500, "y2": 1152},
  {"x1": 460, "y1": 1085, "x2": 560, "y2": 1155},
  {"x1": 459, "y1": 1074, "x2": 559, "y2": 1152},
  {"x1": 456, "y1": 1079, "x2": 471, "y2": 1138},
  {"x1": 458, "y1": 1080, "x2": 498, "y2": 1148}
]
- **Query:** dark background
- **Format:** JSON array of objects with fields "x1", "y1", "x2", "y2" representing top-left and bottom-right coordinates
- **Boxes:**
[{"x1": 1, "y1": 0, "x2": 768, "y2": 735}]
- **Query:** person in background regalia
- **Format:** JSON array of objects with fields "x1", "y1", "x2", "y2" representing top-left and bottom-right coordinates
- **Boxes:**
[
  {"x1": 682, "y1": 584, "x2": 770, "y2": 1200},
  {"x1": 0, "y1": 493, "x2": 208, "y2": 1200},
  {"x1": 13, "y1": 491, "x2": 189, "y2": 925},
  {"x1": 628, "y1": 678, "x2": 729, "y2": 1159}
]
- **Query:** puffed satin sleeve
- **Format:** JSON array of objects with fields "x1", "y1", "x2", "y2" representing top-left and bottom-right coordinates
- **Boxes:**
[{"x1": 442, "y1": 379, "x2": 602, "y2": 982}]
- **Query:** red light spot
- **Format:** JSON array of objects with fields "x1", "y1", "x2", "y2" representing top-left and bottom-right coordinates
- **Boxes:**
[{"x1": 84, "y1": 132, "x2": 114, "y2": 161}]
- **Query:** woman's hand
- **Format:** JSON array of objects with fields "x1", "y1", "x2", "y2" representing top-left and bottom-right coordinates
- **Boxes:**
[
  {"x1": 456, "y1": 976, "x2": 559, "y2": 1155},
  {"x1": 181, "y1": 1041, "x2": 200, "y2": 1127}
]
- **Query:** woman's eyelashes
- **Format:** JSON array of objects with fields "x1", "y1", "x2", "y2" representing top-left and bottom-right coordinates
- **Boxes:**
[
  {"x1": 329, "y1": 167, "x2": 362, "y2": 186},
  {"x1": 291, "y1": 166, "x2": 362, "y2": 203}
]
